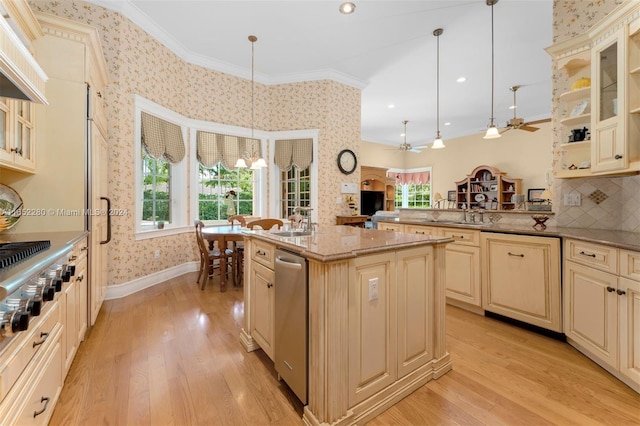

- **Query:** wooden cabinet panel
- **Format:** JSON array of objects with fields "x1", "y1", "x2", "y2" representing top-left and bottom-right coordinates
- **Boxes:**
[
  {"x1": 404, "y1": 224, "x2": 440, "y2": 236},
  {"x1": 482, "y1": 233, "x2": 561, "y2": 332},
  {"x1": 620, "y1": 250, "x2": 640, "y2": 281},
  {"x1": 251, "y1": 239, "x2": 275, "y2": 270},
  {"x1": 396, "y1": 247, "x2": 433, "y2": 378},
  {"x1": 564, "y1": 262, "x2": 619, "y2": 369},
  {"x1": 619, "y1": 277, "x2": 640, "y2": 386},
  {"x1": 250, "y1": 262, "x2": 275, "y2": 360},
  {"x1": 62, "y1": 277, "x2": 77, "y2": 374},
  {"x1": 565, "y1": 239, "x2": 618, "y2": 274},
  {"x1": 349, "y1": 252, "x2": 396, "y2": 406},
  {"x1": 445, "y1": 245, "x2": 481, "y2": 307},
  {"x1": 440, "y1": 227, "x2": 480, "y2": 246},
  {"x1": 377, "y1": 223, "x2": 403, "y2": 232}
]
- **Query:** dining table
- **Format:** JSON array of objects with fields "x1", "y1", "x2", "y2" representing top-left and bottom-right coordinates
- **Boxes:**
[{"x1": 202, "y1": 224, "x2": 247, "y2": 291}]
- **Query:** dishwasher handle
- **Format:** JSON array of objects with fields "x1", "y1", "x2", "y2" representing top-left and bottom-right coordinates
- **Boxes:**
[{"x1": 275, "y1": 256, "x2": 303, "y2": 270}]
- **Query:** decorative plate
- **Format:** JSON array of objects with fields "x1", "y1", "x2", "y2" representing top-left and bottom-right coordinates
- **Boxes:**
[
  {"x1": 474, "y1": 193, "x2": 486, "y2": 202},
  {"x1": 0, "y1": 183, "x2": 23, "y2": 232}
]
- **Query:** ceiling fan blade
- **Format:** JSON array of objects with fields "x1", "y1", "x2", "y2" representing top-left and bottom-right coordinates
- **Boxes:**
[
  {"x1": 525, "y1": 118, "x2": 551, "y2": 125},
  {"x1": 413, "y1": 145, "x2": 429, "y2": 149},
  {"x1": 520, "y1": 125, "x2": 540, "y2": 132},
  {"x1": 499, "y1": 127, "x2": 513, "y2": 135},
  {"x1": 408, "y1": 148, "x2": 422, "y2": 153}
]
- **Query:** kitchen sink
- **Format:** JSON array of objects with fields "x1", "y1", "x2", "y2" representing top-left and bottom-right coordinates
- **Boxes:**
[
  {"x1": 421, "y1": 220, "x2": 488, "y2": 227},
  {"x1": 273, "y1": 230, "x2": 313, "y2": 237}
]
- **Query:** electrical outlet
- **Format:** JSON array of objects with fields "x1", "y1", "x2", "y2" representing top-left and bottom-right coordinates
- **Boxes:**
[
  {"x1": 336, "y1": 196, "x2": 342, "y2": 204},
  {"x1": 368, "y1": 277, "x2": 379, "y2": 301},
  {"x1": 154, "y1": 249, "x2": 160, "y2": 258},
  {"x1": 563, "y1": 193, "x2": 581, "y2": 206}
]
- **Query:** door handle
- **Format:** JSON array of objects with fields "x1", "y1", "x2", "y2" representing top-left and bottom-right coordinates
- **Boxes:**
[{"x1": 100, "y1": 196, "x2": 112, "y2": 244}]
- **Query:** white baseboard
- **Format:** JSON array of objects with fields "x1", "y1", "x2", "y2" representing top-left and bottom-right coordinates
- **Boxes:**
[{"x1": 105, "y1": 261, "x2": 199, "y2": 300}]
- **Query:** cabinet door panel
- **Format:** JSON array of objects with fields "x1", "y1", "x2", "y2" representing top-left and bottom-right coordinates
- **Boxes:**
[
  {"x1": 349, "y1": 252, "x2": 395, "y2": 406},
  {"x1": 619, "y1": 277, "x2": 640, "y2": 388},
  {"x1": 250, "y1": 262, "x2": 275, "y2": 360},
  {"x1": 482, "y1": 234, "x2": 561, "y2": 331},
  {"x1": 445, "y1": 245, "x2": 481, "y2": 307},
  {"x1": 564, "y1": 262, "x2": 618, "y2": 369},
  {"x1": 397, "y1": 247, "x2": 433, "y2": 378}
]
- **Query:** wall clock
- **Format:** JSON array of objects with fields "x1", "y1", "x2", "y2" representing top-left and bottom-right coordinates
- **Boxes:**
[{"x1": 337, "y1": 149, "x2": 357, "y2": 175}]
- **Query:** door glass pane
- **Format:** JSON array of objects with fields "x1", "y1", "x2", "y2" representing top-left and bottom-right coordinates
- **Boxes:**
[
  {"x1": 16, "y1": 123, "x2": 22, "y2": 154},
  {"x1": 23, "y1": 127, "x2": 31, "y2": 160},
  {"x1": 599, "y1": 42, "x2": 617, "y2": 121}
]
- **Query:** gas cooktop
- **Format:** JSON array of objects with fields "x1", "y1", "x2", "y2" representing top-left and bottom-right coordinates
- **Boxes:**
[{"x1": 0, "y1": 241, "x2": 51, "y2": 269}]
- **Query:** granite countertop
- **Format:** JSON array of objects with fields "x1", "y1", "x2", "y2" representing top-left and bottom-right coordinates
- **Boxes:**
[
  {"x1": 378, "y1": 218, "x2": 640, "y2": 252},
  {"x1": 0, "y1": 230, "x2": 88, "y2": 298},
  {"x1": 245, "y1": 225, "x2": 453, "y2": 262}
]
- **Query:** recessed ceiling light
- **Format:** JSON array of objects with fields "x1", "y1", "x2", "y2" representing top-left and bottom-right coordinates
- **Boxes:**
[
  {"x1": 456, "y1": 77, "x2": 466, "y2": 83},
  {"x1": 388, "y1": 104, "x2": 395, "y2": 109},
  {"x1": 444, "y1": 122, "x2": 451, "y2": 126},
  {"x1": 339, "y1": 2, "x2": 356, "y2": 14}
]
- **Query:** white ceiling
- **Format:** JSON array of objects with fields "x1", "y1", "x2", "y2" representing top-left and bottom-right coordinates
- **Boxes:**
[{"x1": 87, "y1": 0, "x2": 553, "y2": 147}]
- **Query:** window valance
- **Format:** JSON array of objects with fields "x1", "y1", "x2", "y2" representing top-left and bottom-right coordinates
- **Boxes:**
[
  {"x1": 141, "y1": 112, "x2": 185, "y2": 164},
  {"x1": 196, "y1": 130, "x2": 262, "y2": 170},
  {"x1": 391, "y1": 171, "x2": 431, "y2": 185},
  {"x1": 274, "y1": 138, "x2": 313, "y2": 170}
]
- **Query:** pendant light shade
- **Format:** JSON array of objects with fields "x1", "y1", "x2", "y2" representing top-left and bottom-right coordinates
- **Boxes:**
[
  {"x1": 483, "y1": 0, "x2": 502, "y2": 140},
  {"x1": 432, "y1": 28, "x2": 445, "y2": 149},
  {"x1": 236, "y1": 35, "x2": 267, "y2": 168}
]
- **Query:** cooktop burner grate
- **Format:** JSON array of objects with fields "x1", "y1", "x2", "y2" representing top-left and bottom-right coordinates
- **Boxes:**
[{"x1": 0, "y1": 241, "x2": 51, "y2": 269}]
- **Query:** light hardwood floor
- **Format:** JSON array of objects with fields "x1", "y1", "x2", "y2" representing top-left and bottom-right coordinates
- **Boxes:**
[{"x1": 50, "y1": 273, "x2": 640, "y2": 425}]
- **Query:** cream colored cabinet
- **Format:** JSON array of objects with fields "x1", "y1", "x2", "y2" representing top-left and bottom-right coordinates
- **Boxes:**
[
  {"x1": 61, "y1": 238, "x2": 88, "y2": 375},
  {"x1": 377, "y1": 222, "x2": 404, "y2": 232},
  {"x1": 245, "y1": 239, "x2": 276, "y2": 360},
  {"x1": 482, "y1": 233, "x2": 561, "y2": 332},
  {"x1": 564, "y1": 240, "x2": 640, "y2": 392},
  {"x1": 441, "y1": 227, "x2": 482, "y2": 308},
  {"x1": 0, "y1": 300, "x2": 63, "y2": 425},
  {"x1": 547, "y1": 2, "x2": 640, "y2": 178},
  {"x1": 0, "y1": 98, "x2": 36, "y2": 173},
  {"x1": 404, "y1": 224, "x2": 439, "y2": 236}
]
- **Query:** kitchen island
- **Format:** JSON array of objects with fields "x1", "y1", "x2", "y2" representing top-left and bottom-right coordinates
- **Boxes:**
[{"x1": 239, "y1": 225, "x2": 453, "y2": 425}]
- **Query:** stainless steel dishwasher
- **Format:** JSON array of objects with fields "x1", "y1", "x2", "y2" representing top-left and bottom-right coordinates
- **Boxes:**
[{"x1": 274, "y1": 248, "x2": 308, "y2": 404}]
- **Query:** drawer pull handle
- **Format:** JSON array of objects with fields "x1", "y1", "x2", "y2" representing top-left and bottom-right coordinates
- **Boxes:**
[
  {"x1": 617, "y1": 289, "x2": 626, "y2": 296},
  {"x1": 32, "y1": 332, "x2": 49, "y2": 348},
  {"x1": 76, "y1": 274, "x2": 84, "y2": 282},
  {"x1": 615, "y1": 154, "x2": 622, "y2": 160},
  {"x1": 256, "y1": 249, "x2": 266, "y2": 256},
  {"x1": 606, "y1": 286, "x2": 616, "y2": 293},
  {"x1": 81, "y1": 246, "x2": 88, "y2": 251},
  {"x1": 415, "y1": 231, "x2": 425, "y2": 234},
  {"x1": 267, "y1": 282, "x2": 273, "y2": 288},
  {"x1": 69, "y1": 254, "x2": 78, "y2": 261},
  {"x1": 508, "y1": 252, "x2": 524, "y2": 257},
  {"x1": 33, "y1": 397, "x2": 50, "y2": 418},
  {"x1": 452, "y1": 235, "x2": 464, "y2": 239},
  {"x1": 579, "y1": 251, "x2": 596, "y2": 258}
]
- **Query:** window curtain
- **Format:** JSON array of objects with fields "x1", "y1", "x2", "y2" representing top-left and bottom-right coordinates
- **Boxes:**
[
  {"x1": 141, "y1": 112, "x2": 185, "y2": 163},
  {"x1": 390, "y1": 171, "x2": 431, "y2": 185},
  {"x1": 274, "y1": 138, "x2": 313, "y2": 170},
  {"x1": 196, "y1": 130, "x2": 261, "y2": 170}
]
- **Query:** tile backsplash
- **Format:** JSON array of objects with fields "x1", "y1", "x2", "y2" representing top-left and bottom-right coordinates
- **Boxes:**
[{"x1": 555, "y1": 175, "x2": 640, "y2": 231}]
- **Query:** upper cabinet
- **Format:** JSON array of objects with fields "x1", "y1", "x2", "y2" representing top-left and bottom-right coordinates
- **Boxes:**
[
  {"x1": 0, "y1": 98, "x2": 36, "y2": 172},
  {"x1": 455, "y1": 165, "x2": 522, "y2": 211},
  {"x1": 547, "y1": 1, "x2": 640, "y2": 178}
]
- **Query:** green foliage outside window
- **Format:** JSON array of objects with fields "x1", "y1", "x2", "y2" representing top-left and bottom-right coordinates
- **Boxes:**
[{"x1": 198, "y1": 164, "x2": 254, "y2": 220}]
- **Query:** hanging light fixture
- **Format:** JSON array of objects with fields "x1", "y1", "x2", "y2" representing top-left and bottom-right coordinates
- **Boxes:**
[
  {"x1": 235, "y1": 35, "x2": 267, "y2": 169},
  {"x1": 483, "y1": 0, "x2": 502, "y2": 140},
  {"x1": 432, "y1": 28, "x2": 445, "y2": 149}
]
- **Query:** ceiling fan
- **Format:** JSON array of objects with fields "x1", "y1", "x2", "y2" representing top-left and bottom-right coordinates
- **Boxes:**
[
  {"x1": 395, "y1": 120, "x2": 427, "y2": 153},
  {"x1": 502, "y1": 85, "x2": 550, "y2": 133}
]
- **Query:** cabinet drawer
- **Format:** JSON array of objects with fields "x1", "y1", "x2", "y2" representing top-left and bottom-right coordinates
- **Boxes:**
[
  {"x1": 620, "y1": 250, "x2": 640, "y2": 282},
  {"x1": 73, "y1": 237, "x2": 89, "y2": 263},
  {"x1": 440, "y1": 227, "x2": 480, "y2": 246},
  {"x1": 405, "y1": 224, "x2": 440, "y2": 236},
  {"x1": 564, "y1": 239, "x2": 618, "y2": 274},
  {"x1": 377, "y1": 223, "x2": 404, "y2": 232},
  {"x1": 251, "y1": 239, "x2": 275, "y2": 269},
  {"x1": 0, "y1": 301, "x2": 60, "y2": 402},
  {"x1": 11, "y1": 335, "x2": 62, "y2": 426}
]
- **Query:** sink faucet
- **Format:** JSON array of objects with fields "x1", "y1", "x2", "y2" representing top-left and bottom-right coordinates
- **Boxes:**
[{"x1": 295, "y1": 206, "x2": 314, "y2": 232}]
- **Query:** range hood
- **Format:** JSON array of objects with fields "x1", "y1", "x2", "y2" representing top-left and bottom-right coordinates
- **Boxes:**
[{"x1": 0, "y1": 9, "x2": 47, "y2": 103}]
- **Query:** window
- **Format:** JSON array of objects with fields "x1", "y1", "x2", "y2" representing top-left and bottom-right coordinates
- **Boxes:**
[
  {"x1": 134, "y1": 96, "x2": 188, "y2": 236},
  {"x1": 391, "y1": 167, "x2": 432, "y2": 209},
  {"x1": 280, "y1": 165, "x2": 311, "y2": 218},
  {"x1": 198, "y1": 164, "x2": 255, "y2": 220},
  {"x1": 269, "y1": 131, "x2": 319, "y2": 222}
]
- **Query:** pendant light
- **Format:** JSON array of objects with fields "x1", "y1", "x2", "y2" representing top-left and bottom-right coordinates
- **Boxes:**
[
  {"x1": 483, "y1": 0, "x2": 502, "y2": 140},
  {"x1": 432, "y1": 28, "x2": 445, "y2": 149},
  {"x1": 235, "y1": 35, "x2": 267, "y2": 169}
]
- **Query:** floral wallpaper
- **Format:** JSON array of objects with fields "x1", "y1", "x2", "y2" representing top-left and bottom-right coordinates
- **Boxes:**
[
  {"x1": 28, "y1": 0, "x2": 362, "y2": 286},
  {"x1": 550, "y1": 0, "x2": 639, "y2": 232}
]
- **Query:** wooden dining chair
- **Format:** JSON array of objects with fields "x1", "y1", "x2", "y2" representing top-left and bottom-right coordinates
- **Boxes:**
[
  {"x1": 195, "y1": 220, "x2": 235, "y2": 290},
  {"x1": 228, "y1": 214, "x2": 248, "y2": 227},
  {"x1": 246, "y1": 218, "x2": 284, "y2": 231}
]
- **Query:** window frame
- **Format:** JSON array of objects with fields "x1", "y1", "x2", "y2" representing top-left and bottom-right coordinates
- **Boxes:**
[
  {"x1": 134, "y1": 95, "x2": 188, "y2": 239},
  {"x1": 389, "y1": 166, "x2": 433, "y2": 209},
  {"x1": 268, "y1": 129, "x2": 319, "y2": 223},
  {"x1": 189, "y1": 122, "x2": 268, "y2": 225}
]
